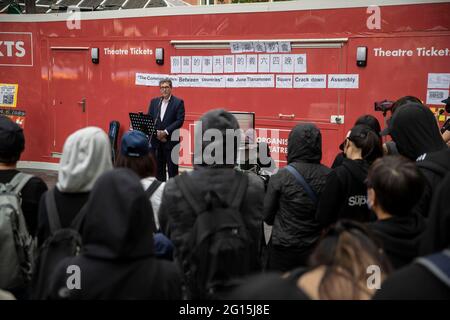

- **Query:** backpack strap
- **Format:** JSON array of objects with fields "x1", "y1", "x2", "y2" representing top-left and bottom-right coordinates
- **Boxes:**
[
  {"x1": 285, "y1": 164, "x2": 318, "y2": 204},
  {"x1": 7, "y1": 172, "x2": 33, "y2": 194},
  {"x1": 145, "y1": 180, "x2": 162, "y2": 198},
  {"x1": 229, "y1": 172, "x2": 248, "y2": 210},
  {"x1": 175, "y1": 173, "x2": 205, "y2": 216},
  {"x1": 70, "y1": 206, "x2": 87, "y2": 231},
  {"x1": 45, "y1": 188, "x2": 62, "y2": 233},
  {"x1": 415, "y1": 249, "x2": 450, "y2": 288}
]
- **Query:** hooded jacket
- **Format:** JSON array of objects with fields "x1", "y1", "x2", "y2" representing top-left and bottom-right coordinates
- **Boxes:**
[
  {"x1": 37, "y1": 127, "x2": 113, "y2": 245},
  {"x1": 389, "y1": 103, "x2": 446, "y2": 161},
  {"x1": 368, "y1": 213, "x2": 426, "y2": 269},
  {"x1": 57, "y1": 127, "x2": 113, "y2": 193},
  {"x1": 316, "y1": 158, "x2": 374, "y2": 227},
  {"x1": 49, "y1": 169, "x2": 181, "y2": 300},
  {"x1": 413, "y1": 147, "x2": 450, "y2": 217},
  {"x1": 159, "y1": 110, "x2": 265, "y2": 295},
  {"x1": 420, "y1": 170, "x2": 450, "y2": 255},
  {"x1": 264, "y1": 123, "x2": 331, "y2": 249}
]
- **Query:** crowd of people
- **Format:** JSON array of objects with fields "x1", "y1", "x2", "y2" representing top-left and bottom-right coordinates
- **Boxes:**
[{"x1": 0, "y1": 95, "x2": 449, "y2": 300}]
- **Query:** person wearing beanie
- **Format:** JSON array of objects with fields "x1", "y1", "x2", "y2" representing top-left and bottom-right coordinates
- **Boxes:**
[
  {"x1": 0, "y1": 116, "x2": 47, "y2": 237},
  {"x1": 36, "y1": 127, "x2": 113, "y2": 246},
  {"x1": 158, "y1": 109, "x2": 265, "y2": 299}
]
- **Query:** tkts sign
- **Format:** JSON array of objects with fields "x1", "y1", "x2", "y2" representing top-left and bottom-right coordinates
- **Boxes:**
[{"x1": 0, "y1": 32, "x2": 33, "y2": 66}]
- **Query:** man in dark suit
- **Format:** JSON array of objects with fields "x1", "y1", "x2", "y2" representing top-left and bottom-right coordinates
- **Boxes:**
[{"x1": 148, "y1": 79, "x2": 185, "y2": 181}]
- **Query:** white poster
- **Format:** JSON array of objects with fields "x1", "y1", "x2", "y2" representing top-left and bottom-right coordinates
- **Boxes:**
[
  {"x1": 246, "y1": 55, "x2": 258, "y2": 73},
  {"x1": 226, "y1": 75, "x2": 248, "y2": 88},
  {"x1": 230, "y1": 42, "x2": 243, "y2": 54},
  {"x1": 235, "y1": 55, "x2": 247, "y2": 73},
  {"x1": 426, "y1": 89, "x2": 449, "y2": 105},
  {"x1": 258, "y1": 54, "x2": 270, "y2": 73},
  {"x1": 279, "y1": 41, "x2": 291, "y2": 53},
  {"x1": 265, "y1": 42, "x2": 279, "y2": 53},
  {"x1": 224, "y1": 55, "x2": 235, "y2": 73},
  {"x1": 135, "y1": 73, "x2": 168, "y2": 86},
  {"x1": 213, "y1": 56, "x2": 224, "y2": 74},
  {"x1": 294, "y1": 54, "x2": 307, "y2": 73},
  {"x1": 328, "y1": 74, "x2": 359, "y2": 89},
  {"x1": 281, "y1": 55, "x2": 294, "y2": 73},
  {"x1": 181, "y1": 56, "x2": 191, "y2": 74},
  {"x1": 270, "y1": 54, "x2": 282, "y2": 73},
  {"x1": 177, "y1": 75, "x2": 201, "y2": 87},
  {"x1": 202, "y1": 56, "x2": 213, "y2": 74},
  {"x1": 253, "y1": 42, "x2": 266, "y2": 53},
  {"x1": 293, "y1": 75, "x2": 327, "y2": 88},
  {"x1": 225, "y1": 76, "x2": 237, "y2": 88},
  {"x1": 276, "y1": 75, "x2": 293, "y2": 88},
  {"x1": 242, "y1": 42, "x2": 254, "y2": 53},
  {"x1": 246, "y1": 75, "x2": 275, "y2": 88},
  {"x1": 427, "y1": 73, "x2": 450, "y2": 89},
  {"x1": 200, "y1": 75, "x2": 226, "y2": 88},
  {"x1": 170, "y1": 56, "x2": 181, "y2": 74},
  {"x1": 191, "y1": 56, "x2": 202, "y2": 74}
]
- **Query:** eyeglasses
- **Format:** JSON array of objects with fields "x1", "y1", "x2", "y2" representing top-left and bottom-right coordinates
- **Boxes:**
[{"x1": 160, "y1": 86, "x2": 171, "y2": 90}]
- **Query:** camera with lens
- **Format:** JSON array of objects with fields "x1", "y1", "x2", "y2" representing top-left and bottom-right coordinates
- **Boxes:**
[{"x1": 374, "y1": 100, "x2": 395, "y2": 113}]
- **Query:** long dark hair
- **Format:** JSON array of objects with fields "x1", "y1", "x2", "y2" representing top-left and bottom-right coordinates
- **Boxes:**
[
  {"x1": 348, "y1": 125, "x2": 383, "y2": 164},
  {"x1": 309, "y1": 220, "x2": 392, "y2": 300}
]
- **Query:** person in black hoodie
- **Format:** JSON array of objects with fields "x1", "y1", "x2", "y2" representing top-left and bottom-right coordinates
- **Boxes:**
[
  {"x1": 381, "y1": 102, "x2": 448, "y2": 217},
  {"x1": 331, "y1": 114, "x2": 381, "y2": 169},
  {"x1": 264, "y1": 123, "x2": 331, "y2": 272},
  {"x1": 159, "y1": 109, "x2": 264, "y2": 299},
  {"x1": 374, "y1": 172, "x2": 450, "y2": 300},
  {"x1": 316, "y1": 124, "x2": 382, "y2": 227},
  {"x1": 420, "y1": 160, "x2": 450, "y2": 255},
  {"x1": 366, "y1": 155, "x2": 426, "y2": 269},
  {"x1": 48, "y1": 168, "x2": 182, "y2": 300}
]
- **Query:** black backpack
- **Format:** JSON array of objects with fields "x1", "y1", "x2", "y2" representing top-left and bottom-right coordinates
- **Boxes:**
[
  {"x1": 175, "y1": 172, "x2": 253, "y2": 299},
  {"x1": 32, "y1": 189, "x2": 86, "y2": 299}
]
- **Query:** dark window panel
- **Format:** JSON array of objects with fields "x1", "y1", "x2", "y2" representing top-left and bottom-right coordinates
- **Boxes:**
[{"x1": 123, "y1": 0, "x2": 148, "y2": 9}]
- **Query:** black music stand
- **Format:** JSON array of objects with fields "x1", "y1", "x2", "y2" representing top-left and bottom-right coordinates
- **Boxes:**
[{"x1": 129, "y1": 112, "x2": 156, "y2": 137}]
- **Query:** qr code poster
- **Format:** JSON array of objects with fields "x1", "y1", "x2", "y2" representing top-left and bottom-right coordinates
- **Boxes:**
[{"x1": 0, "y1": 83, "x2": 18, "y2": 108}]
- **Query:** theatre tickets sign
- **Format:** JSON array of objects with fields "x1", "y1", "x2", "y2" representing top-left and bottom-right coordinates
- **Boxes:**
[{"x1": 0, "y1": 32, "x2": 33, "y2": 67}]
